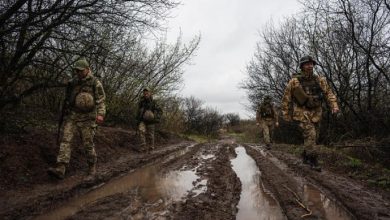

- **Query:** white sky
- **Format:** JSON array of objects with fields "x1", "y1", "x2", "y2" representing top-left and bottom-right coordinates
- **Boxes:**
[{"x1": 166, "y1": 0, "x2": 301, "y2": 119}]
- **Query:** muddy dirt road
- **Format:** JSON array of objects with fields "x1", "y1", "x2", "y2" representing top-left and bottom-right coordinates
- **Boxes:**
[{"x1": 1, "y1": 138, "x2": 389, "y2": 220}]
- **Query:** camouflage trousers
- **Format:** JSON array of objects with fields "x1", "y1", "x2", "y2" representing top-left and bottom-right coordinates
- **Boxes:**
[
  {"x1": 298, "y1": 121, "x2": 320, "y2": 155},
  {"x1": 56, "y1": 119, "x2": 97, "y2": 165},
  {"x1": 260, "y1": 119, "x2": 275, "y2": 144},
  {"x1": 138, "y1": 122, "x2": 155, "y2": 150}
]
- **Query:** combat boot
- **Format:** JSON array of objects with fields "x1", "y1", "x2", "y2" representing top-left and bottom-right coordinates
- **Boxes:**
[
  {"x1": 301, "y1": 150, "x2": 310, "y2": 165},
  {"x1": 47, "y1": 163, "x2": 66, "y2": 179},
  {"x1": 88, "y1": 163, "x2": 96, "y2": 176},
  {"x1": 310, "y1": 155, "x2": 322, "y2": 172}
]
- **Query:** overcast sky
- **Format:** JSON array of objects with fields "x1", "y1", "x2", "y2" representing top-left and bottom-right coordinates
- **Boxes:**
[{"x1": 166, "y1": 0, "x2": 301, "y2": 119}]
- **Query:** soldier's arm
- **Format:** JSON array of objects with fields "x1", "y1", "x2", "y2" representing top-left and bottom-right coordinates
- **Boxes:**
[
  {"x1": 318, "y1": 77, "x2": 339, "y2": 110},
  {"x1": 154, "y1": 100, "x2": 163, "y2": 116},
  {"x1": 281, "y1": 79, "x2": 294, "y2": 119},
  {"x1": 94, "y1": 80, "x2": 106, "y2": 117},
  {"x1": 136, "y1": 101, "x2": 143, "y2": 122}
]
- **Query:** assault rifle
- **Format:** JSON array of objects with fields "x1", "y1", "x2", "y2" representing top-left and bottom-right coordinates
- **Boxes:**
[{"x1": 57, "y1": 83, "x2": 71, "y2": 145}]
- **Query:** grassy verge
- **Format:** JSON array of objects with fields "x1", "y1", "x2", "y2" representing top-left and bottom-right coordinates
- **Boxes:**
[
  {"x1": 272, "y1": 144, "x2": 390, "y2": 191},
  {"x1": 179, "y1": 133, "x2": 217, "y2": 143}
]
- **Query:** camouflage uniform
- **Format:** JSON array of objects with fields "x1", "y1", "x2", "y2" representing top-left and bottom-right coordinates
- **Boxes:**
[
  {"x1": 282, "y1": 67, "x2": 338, "y2": 169},
  {"x1": 136, "y1": 94, "x2": 162, "y2": 151},
  {"x1": 49, "y1": 59, "x2": 105, "y2": 179},
  {"x1": 57, "y1": 73, "x2": 106, "y2": 164},
  {"x1": 256, "y1": 98, "x2": 278, "y2": 147}
]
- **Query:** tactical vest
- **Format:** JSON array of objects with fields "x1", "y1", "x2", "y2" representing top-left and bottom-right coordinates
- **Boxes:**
[
  {"x1": 67, "y1": 76, "x2": 97, "y2": 113},
  {"x1": 259, "y1": 103, "x2": 274, "y2": 118},
  {"x1": 139, "y1": 97, "x2": 161, "y2": 123},
  {"x1": 296, "y1": 76, "x2": 324, "y2": 108}
]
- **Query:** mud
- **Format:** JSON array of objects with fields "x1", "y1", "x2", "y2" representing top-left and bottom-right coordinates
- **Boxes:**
[
  {"x1": 0, "y1": 141, "x2": 193, "y2": 220},
  {"x1": 231, "y1": 146, "x2": 285, "y2": 220},
  {"x1": 171, "y1": 143, "x2": 241, "y2": 220},
  {"x1": 2, "y1": 132, "x2": 390, "y2": 220},
  {"x1": 270, "y1": 148, "x2": 390, "y2": 220},
  {"x1": 36, "y1": 145, "x2": 196, "y2": 220}
]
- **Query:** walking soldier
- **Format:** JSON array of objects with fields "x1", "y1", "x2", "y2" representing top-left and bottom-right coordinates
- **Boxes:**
[{"x1": 48, "y1": 58, "x2": 106, "y2": 179}]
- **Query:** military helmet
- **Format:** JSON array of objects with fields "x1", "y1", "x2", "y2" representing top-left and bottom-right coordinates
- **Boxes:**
[
  {"x1": 73, "y1": 58, "x2": 89, "y2": 70},
  {"x1": 75, "y1": 92, "x2": 95, "y2": 112},
  {"x1": 299, "y1": 55, "x2": 317, "y2": 68},
  {"x1": 143, "y1": 110, "x2": 155, "y2": 122},
  {"x1": 143, "y1": 87, "x2": 151, "y2": 92}
]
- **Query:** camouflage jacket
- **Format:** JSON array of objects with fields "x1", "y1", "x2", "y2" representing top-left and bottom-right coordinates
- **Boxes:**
[
  {"x1": 256, "y1": 102, "x2": 278, "y2": 123},
  {"x1": 281, "y1": 73, "x2": 338, "y2": 123},
  {"x1": 136, "y1": 96, "x2": 162, "y2": 124},
  {"x1": 65, "y1": 73, "x2": 106, "y2": 122}
]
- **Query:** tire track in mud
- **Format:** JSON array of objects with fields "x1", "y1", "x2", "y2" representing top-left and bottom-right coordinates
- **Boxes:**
[
  {"x1": 171, "y1": 143, "x2": 241, "y2": 220},
  {"x1": 1, "y1": 142, "x2": 194, "y2": 220},
  {"x1": 245, "y1": 144, "x2": 358, "y2": 220},
  {"x1": 62, "y1": 142, "x2": 206, "y2": 220},
  {"x1": 5, "y1": 140, "x2": 382, "y2": 220},
  {"x1": 270, "y1": 149, "x2": 390, "y2": 220},
  {"x1": 67, "y1": 143, "x2": 242, "y2": 220}
]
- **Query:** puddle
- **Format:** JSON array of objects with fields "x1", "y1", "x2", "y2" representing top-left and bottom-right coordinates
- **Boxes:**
[
  {"x1": 201, "y1": 154, "x2": 215, "y2": 160},
  {"x1": 231, "y1": 146, "x2": 286, "y2": 220},
  {"x1": 160, "y1": 169, "x2": 203, "y2": 201},
  {"x1": 303, "y1": 184, "x2": 354, "y2": 220},
  {"x1": 35, "y1": 145, "x2": 202, "y2": 220},
  {"x1": 249, "y1": 145, "x2": 355, "y2": 220}
]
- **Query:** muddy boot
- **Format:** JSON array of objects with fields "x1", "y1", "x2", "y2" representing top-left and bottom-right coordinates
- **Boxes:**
[
  {"x1": 310, "y1": 155, "x2": 322, "y2": 172},
  {"x1": 88, "y1": 163, "x2": 96, "y2": 176},
  {"x1": 301, "y1": 150, "x2": 309, "y2": 165},
  {"x1": 138, "y1": 143, "x2": 147, "y2": 153},
  {"x1": 47, "y1": 163, "x2": 66, "y2": 179}
]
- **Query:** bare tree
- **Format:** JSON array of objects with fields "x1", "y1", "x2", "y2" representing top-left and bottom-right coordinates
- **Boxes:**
[
  {"x1": 243, "y1": 0, "x2": 390, "y2": 139},
  {"x1": 0, "y1": 0, "x2": 179, "y2": 108}
]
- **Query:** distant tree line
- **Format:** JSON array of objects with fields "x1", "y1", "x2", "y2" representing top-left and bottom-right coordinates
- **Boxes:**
[
  {"x1": 242, "y1": 0, "x2": 390, "y2": 141},
  {"x1": 0, "y1": 0, "x2": 200, "y2": 130},
  {"x1": 159, "y1": 96, "x2": 240, "y2": 138}
]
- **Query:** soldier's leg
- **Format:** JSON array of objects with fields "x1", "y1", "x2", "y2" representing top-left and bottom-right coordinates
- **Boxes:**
[
  {"x1": 48, "y1": 120, "x2": 76, "y2": 179},
  {"x1": 79, "y1": 121, "x2": 97, "y2": 175},
  {"x1": 57, "y1": 120, "x2": 76, "y2": 164},
  {"x1": 299, "y1": 121, "x2": 321, "y2": 171},
  {"x1": 299, "y1": 121, "x2": 316, "y2": 164},
  {"x1": 138, "y1": 122, "x2": 147, "y2": 151},
  {"x1": 299, "y1": 121, "x2": 316, "y2": 147},
  {"x1": 260, "y1": 121, "x2": 271, "y2": 144},
  {"x1": 146, "y1": 124, "x2": 155, "y2": 150},
  {"x1": 268, "y1": 121, "x2": 275, "y2": 143}
]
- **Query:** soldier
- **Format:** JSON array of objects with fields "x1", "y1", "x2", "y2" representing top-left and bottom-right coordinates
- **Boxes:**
[
  {"x1": 48, "y1": 58, "x2": 106, "y2": 179},
  {"x1": 281, "y1": 55, "x2": 339, "y2": 171},
  {"x1": 136, "y1": 87, "x2": 162, "y2": 152},
  {"x1": 256, "y1": 95, "x2": 279, "y2": 150}
]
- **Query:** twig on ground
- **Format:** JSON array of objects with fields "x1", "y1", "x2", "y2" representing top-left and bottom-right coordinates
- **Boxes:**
[{"x1": 283, "y1": 185, "x2": 312, "y2": 218}]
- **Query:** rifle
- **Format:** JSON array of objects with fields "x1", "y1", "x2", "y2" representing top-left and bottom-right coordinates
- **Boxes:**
[{"x1": 57, "y1": 83, "x2": 71, "y2": 145}]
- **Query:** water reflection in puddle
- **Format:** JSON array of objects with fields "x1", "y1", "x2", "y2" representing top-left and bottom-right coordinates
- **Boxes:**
[
  {"x1": 201, "y1": 154, "x2": 215, "y2": 160},
  {"x1": 36, "y1": 146, "x2": 204, "y2": 220},
  {"x1": 161, "y1": 169, "x2": 205, "y2": 201},
  {"x1": 250, "y1": 144, "x2": 355, "y2": 220},
  {"x1": 303, "y1": 184, "x2": 354, "y2": 220},
  {"x1": 231, "y1": 146, "x2": 286, "y2": 220}
]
